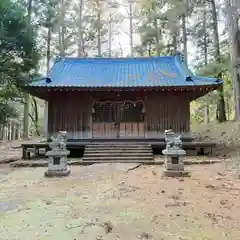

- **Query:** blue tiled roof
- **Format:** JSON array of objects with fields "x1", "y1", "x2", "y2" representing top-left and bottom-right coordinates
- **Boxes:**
[{"x1": 29, "y1": 55, "x2": 222, "y2": 88}]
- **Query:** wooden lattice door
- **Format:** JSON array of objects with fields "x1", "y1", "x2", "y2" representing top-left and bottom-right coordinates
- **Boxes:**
[
  {"x1": 92, "y1": 102, "x2": 118, "y2": 138},
  {"x1": 119, "y1": 101, "x2": 145, "y2": 137},
  {"x1": 92, "y1": 101, "x2": 145, "y2": 138}
]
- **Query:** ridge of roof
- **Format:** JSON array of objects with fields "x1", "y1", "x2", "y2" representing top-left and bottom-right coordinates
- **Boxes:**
[{"x1": 55, "y1": 55, "x2": 177, "y2": 62}]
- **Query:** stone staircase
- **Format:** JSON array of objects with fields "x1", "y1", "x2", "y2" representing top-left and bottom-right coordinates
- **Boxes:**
[{"x1": 82, "y1": 142, "x2": 154, "y2": 163}]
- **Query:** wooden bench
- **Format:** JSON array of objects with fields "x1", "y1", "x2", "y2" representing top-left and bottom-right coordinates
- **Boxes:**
[
  {"x1": 21, "y1": 143, "x2": 49, "y2": 160},
  {"x1": 25, "y1": 148, "x2": 37, "y2": 160},
  {"x1": 183, "y1": 142, "x2": 216, "y2": 156}
]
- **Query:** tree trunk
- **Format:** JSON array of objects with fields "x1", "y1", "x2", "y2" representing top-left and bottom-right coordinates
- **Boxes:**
[
  {"x1": 148, "y1": 44, "x2": 152, "y2": 56},
  {"x1": 181, "y1": 14, "x2": 188, "y2": 64},
  {"x1": 226, "y1": 0, "x2": 240, "y2": 120},
  {"x1": 108, "y1": 13, "x2": 112, "y2": 57},
  {"x1": 45, "y1": 20, "x2": 52, "y2": 139},
  {"x1": 77, "y1": 0, "x2": 84, "y2": 57},
  {"x1": 211, "y1": 0, "x2": 226, "y2": 122},
  {"x1": 97, "y1": 15, "x2": 101, "y2": 56},
  {"x1": 226, "y1": 96, "x2": 230, "y2": 120},
  {"x1": 27, "y1": 0, "x2": 33, "y2": 24},
  {"x1": 29, "y1": 97, "x2": 40, "y2": 136},
  {"x1": 152, "y1": 2, "x2": 160, "y2": 56},
  {"x1": 58, "y1": 0, "x2": 66, "y2": 56},
  {"x1": 117, "y1": 33, "x2": 124, "y2": 57},
  {"x1": 154, "y1": 19, "x2": 161, "y2": 55},
  {"x1": 172, "y1": 35, "x2": 177, "y2": 54},
  {"x1": 203, "y1": 2, "x2": 210, "y2": 124},
  {"x1": 129, "y1": 3, "x2": 133, "y2": 57},
  {"x1": 46, "y1": 26, "x2": 51, "y2": 72},
  {"x1": 23, "y1": 95, "x2": 29, "y2": 139},
  {"x1": 23, "y1": 0, "x2": 33, "y2": 140},
  {"x1": 96, "y1": 0, "x2": 101, "y2": 57}
]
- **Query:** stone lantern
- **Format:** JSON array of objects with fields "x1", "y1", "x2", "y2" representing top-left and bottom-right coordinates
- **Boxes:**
[
  {"x1": 44, "y1": 131, "x2": 71, "y2": 177},
  {"x1": 162, "y1": 130, "x2": 189, "y2": 177}
]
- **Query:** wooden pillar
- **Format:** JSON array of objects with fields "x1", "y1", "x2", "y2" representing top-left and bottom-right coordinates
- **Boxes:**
[{"x1": 44, "y1": 101, "x2": 48, "y2": 139}]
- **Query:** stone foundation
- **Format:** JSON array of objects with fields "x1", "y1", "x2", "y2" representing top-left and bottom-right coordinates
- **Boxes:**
[
  {"x1": 162, "y1": 148, "x2": 190, "y2": 177},
  {"x1": 163, "y1": 169, "x2": 190, "y2": 177},
  {"x1": 44, "y1": 150, "x2": 71, "y2": 178},
  {"x1": 44, "y1": 167, "x2": 71, "y2": 177}
]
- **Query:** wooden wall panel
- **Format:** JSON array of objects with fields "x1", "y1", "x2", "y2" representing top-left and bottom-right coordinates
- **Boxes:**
[
  {"x1": 92, "y1": 123, "x2": 116, "y2": 138},
  {"x1": 48, "y1": 91, "x2": 92, "y2": 139},
  {"x1": 119, "y1": 123, "x2": 144, "y2": 137},
  {"x1": 144, "y1": 91, "x2": 190, "y2": 137}
]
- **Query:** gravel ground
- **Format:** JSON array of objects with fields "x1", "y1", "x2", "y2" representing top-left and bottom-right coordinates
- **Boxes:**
[
  {"x1": 0, "y1": 141, "x2": 21, "y2": 163},
  {"x1": 1, "y1": 161, "x2": 240, "y2": 240}
]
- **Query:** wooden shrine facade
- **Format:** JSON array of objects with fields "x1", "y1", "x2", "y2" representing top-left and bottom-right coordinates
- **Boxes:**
[{"x1": 38, "y1": 87, "x2": 214, "y2": 140}]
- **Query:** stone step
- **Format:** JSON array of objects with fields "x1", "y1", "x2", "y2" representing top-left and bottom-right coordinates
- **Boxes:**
[
  {"x1": 85, "y1": 146, "x2": 151, "y2": 150},
  {"x1": 83, "y1": 143, "x2": 153, "y2": 163},
  {"x1": 83, "y1": 152, "x2": 153, "y2": 157},
  {"x1": 84, "y1": 149, "x2": 153, "y2": 153},
  {"x1": 86, "y1": 144, "x2": 151, "y2": 147},
  {"x1": 82, "y1": 156, "x2": 153, "y2": 161},
  {"x1": 82, "y1": 160, "x2": 154, "y2": 163},
  {"x1": 86, "y1": 142, "x2": 152, "y2": 145}
]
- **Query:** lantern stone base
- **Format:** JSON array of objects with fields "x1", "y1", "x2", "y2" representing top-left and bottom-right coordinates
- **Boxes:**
[
  {"x1": 163, "y1": 169, "x2": 190, "y2": 177},
  {"x1": 162, "y1": 148, "x2": 190, "y2": 177},
  {"x1": 44, "y1": 150, "x2": 70, "y2": 177},
  {"x1": 44, "y1": 167, "x2": 71, "y2": 177}
]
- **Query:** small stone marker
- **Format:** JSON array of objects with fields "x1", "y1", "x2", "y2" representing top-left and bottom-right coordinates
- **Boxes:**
[
  {"x1": 44, "y1": 131, "x2": 71, "y2": 177},
  {"x1": 162, "y1": 130, "x2": 189, "y2": 177}
]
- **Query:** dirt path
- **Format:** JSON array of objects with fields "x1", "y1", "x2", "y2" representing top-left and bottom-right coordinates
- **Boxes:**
[
  {"x1": 0, "y1": 140, "x2": 23, "y2": 164},
  {"x1": 1, "y1": 161, "x2": 240, "y2": 240}
]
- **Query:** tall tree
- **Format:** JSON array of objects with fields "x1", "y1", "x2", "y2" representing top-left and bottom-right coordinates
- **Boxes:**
[
  {"x1": 77, "y1": 0, "x2": 84, "y2": 57},
  {"x1": 137, "y1": 0, "x2": 166, "y2": 56},
  {"x1": 23, "y1": 0, "x2": 33, "y2": 139},
  {"x1": 0, "y1": 0, "x2": 39, "y2": 125},
  {"x1": 226, "y1": 0, "x2": 240, "y2": 120},
  {"x1": 58, "y1": 0, "x2": 66, "y2": 56},
  {"x1": 39, "y1": 0, "x2": 58, "y2": 71},
  {"x1": 203, "y1": 3, "x2": 210, "y2": 123},
  {"x1": 210, "y1": 0, "x2": 227, "y2": 122},
  {"x1": 190, "y1": 1, "x2": 213, "y2": 123}
]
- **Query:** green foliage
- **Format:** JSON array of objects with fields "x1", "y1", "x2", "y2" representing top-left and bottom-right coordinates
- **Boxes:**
[
  {"x1": 191, "y1": 54, "x2": 233, "y2": 123},
  {"x1": 136, "y1": 0, "x2": 188, "y2": 56},
  {"x1": 0, "y1": 0, "x2": 39, "y2": 124},
  {"x1": 0, "y1": 0, "x2": 39, "y2": 73},
  {"x1": 0, "y1": 102, "x2": 17, "y2": 125}
]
